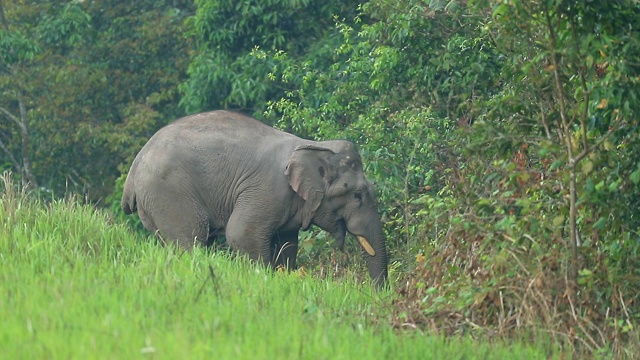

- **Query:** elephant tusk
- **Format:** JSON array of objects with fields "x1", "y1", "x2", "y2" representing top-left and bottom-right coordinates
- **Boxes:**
[{"x1": 356, "y1": 236, "x2": 376, "y2": 256}]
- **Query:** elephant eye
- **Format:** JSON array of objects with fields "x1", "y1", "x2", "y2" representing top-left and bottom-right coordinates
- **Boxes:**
[{"x1": 353, "y1": 191, "x2": 362, "y2": 201}]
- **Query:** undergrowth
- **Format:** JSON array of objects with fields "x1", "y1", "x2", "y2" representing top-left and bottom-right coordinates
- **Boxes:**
[{"x1": 391, "y1": 151, "x2": 640, "y2": 359}]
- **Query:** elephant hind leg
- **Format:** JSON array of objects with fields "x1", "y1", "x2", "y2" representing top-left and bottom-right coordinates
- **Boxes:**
[
  {"x1": 141, "y1": 200, "x2": 210, "y2": 251},
  {"x1": 138, "y1": 206, "x2": 160, "y2": 241}
]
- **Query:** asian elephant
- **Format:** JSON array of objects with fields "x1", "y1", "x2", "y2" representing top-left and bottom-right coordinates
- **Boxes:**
[{"x1": 121, "y1": 110, "x2": 388, "y2": 286}]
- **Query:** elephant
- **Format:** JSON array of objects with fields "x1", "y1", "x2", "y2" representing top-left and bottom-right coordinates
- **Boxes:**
[{"x1": 121, "y1": 110, "x2": 388, "y2": 286}]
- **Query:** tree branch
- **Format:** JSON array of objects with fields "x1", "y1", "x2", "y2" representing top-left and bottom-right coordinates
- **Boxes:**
[
  {"x1": 0, "y1": 105, "x2": 26, "y2": 132},
  {"x1": 568, "y1": 16, "x2": 591, "y2": 153},
  {"x1": 0, "y1": 136, "x2": 21, "y2": 171},
  {"x1": 574, "y1": 114, "x2": 624, "y2": 164},
  {"x1": 545, "y1": 2, "x2": 578, "y2": 286}
]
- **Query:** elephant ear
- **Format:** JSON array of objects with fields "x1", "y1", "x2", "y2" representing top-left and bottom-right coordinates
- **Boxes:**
[{"x1": 285, "y1": 144, "x2": 336, "y2": 229}]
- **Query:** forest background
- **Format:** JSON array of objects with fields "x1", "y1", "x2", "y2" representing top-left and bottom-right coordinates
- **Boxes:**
[{"x1": 1, "y1": 0, "x2": 639, "y2": 356}]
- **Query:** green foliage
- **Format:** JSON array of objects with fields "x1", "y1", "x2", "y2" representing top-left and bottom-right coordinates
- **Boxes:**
[
  {"x1": 37, "y1": 2, "x2": 91, "y2": 47},
  {"x1": 476, "y1": 0, "x2": 640, "y2": 277},
  {"x1": 0, "y1": 1, "x2": 194, "y2": 201},
  {"x1": 179, "y1": 0, "x2": 360, "y2": 115},
  {"x1": 257, "y1": 0, "x2": 639, "y2": 356},
  {"x1": 0, "y1": 29, "x2": 40, "y2": 63},
  {"x1": 401, "y1": 0, "x2": 640, "y2": 356}
]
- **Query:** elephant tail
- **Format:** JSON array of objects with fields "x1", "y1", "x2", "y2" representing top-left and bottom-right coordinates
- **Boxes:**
[{"x1": 121, "y1": 168, "x2": 137, "y2": 215}]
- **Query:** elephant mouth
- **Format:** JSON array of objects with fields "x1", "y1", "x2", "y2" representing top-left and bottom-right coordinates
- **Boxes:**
[
  {"x1": 332, "y1": 219, "x2": 376, "y2": 256},
  {"x1": 356, "y1": 235, "x2": 376, "y2": 256}
]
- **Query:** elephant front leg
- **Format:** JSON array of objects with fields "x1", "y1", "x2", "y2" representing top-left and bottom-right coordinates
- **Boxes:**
[
  {"x1": 225, "y1": 205, "x2": 276, "y2": 267},
  {"x1": 273, "y1": 231, "x2": 299, "y2": 270}
]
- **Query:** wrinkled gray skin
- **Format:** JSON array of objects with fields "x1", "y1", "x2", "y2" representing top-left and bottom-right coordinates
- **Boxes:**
[{"x1": 121, "y1": 110, "x2": 388, "y2": 285}]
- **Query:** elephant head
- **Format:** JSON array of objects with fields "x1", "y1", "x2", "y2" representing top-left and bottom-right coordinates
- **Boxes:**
[{"x1": 285, "y1": 141, "x2": 388, "y2": 286}]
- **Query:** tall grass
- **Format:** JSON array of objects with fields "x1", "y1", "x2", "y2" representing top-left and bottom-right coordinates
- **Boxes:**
[{"x1": 0, "y1": 174, "x2": 562, "y2": 359}]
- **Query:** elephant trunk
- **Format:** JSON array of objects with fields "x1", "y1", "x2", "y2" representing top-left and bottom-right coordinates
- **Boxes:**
[{"x1": 356, "y1": 216, "x2": 388, "y2": 287}]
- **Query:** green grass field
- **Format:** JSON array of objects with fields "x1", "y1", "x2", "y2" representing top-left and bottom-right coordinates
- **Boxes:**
[{"x1": 0, "y1": 184, "x2": 563, "y2": 359}]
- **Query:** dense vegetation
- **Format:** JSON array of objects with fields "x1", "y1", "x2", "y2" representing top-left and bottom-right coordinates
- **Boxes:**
[{"x1": 1, "y1": 0, "x2": 638, "y2": 357}]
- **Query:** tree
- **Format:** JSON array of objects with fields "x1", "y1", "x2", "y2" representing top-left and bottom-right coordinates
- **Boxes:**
[
  {"x1": 0, "y1": 0, "x2": 40, "y2": 187},
  {"x1": 0, "y1": 1, "x2": 194, "y2": 200},
  {"x1": 482, "y1": 0, "x2": 640, "y2": 285},
  {"x1": 179, "y1": 0, "x2": 360, "y2": 116}
]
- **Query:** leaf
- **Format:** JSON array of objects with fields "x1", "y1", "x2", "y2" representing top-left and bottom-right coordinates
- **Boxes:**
[
  {"x1": 538, "y1": 148, "x2": 549, "y2": 157},
  {"x1": 597, "y1": 98, "x2": 608, "y2": 109},
  {"x1": 445, "y1": 1, "x2": 461, "y2": 11},
  {"x1": 492, "y1": 4, "x2": 509, "y2": 18},
  {"x1": 630, "y1": 168, "x2": 640, "y2": 185},
  {"x1": 550, "y1": 159, "x2": 564, "y2": 170},
  {"x1": 553, "y1": 215, "x2": 565, "y2": 227},
  {"x1": 608, "y1": 179, "x2": 620, "y2": 192},
  {"x1": 578, "y1": 269, "x2": 593, "y2": 277},
  {"x1": 518, "y1": 172, "x2": 531, "y2": 183},
  {"x1": 585, "y1": 55, "x2": 594, "y2": 68},
  {"x1": 593, "y1": 217, "x2": 607, "y2": 230}
]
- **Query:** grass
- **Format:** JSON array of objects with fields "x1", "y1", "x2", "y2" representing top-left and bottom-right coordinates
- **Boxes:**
[{"x1": 0, "y1": 177, "x2": 564, "y2": 359}]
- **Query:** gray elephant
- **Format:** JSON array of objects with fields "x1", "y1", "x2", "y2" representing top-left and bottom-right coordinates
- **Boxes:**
[{"x1": 121, "y1": 110, "x2": 388, "y2": 285}]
